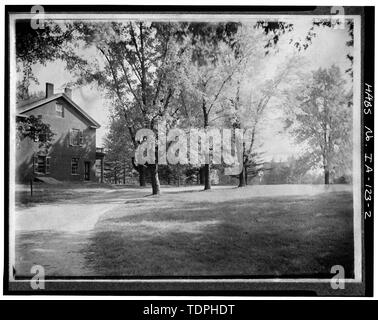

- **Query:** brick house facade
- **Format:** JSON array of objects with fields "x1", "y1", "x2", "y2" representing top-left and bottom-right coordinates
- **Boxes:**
[{"x1": 16, "y1": 83, "x2": 104, "y2": 183}]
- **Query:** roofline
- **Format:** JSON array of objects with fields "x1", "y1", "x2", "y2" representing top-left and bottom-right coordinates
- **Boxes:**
[
  {"x1": 17, "y1": 93, "x2": 101, "y2": 129},
  {"x1": 62, "y1": 93, "x2": 101, "y2": 129},
  {"x1": 16, "y1": 114, "x2": 28, "y2": 118}
]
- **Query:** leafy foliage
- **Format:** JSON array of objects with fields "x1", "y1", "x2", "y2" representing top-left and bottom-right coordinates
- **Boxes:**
[
  {"x1": 284, "y1": 65, "x2": 352, "y2": 183},
  {"x1": 16, "y1": 20, "x2": 75, "y2": 100},
  {"x1": 16, "y1": 115, "x2": 55, "y2": 149}
]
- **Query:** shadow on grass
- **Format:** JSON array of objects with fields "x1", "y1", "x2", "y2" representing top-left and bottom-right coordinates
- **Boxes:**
[{"x1": 83, "y1": 191, "x2": 354, "y2": 277}]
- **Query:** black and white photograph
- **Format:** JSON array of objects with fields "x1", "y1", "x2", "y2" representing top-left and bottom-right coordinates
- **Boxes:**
[{"x1": 2, "y1": 4, "x2": 374, "y2": 298}]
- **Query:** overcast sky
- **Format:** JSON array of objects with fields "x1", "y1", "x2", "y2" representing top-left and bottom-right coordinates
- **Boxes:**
[{"x1": 27, "y1": 16, "x2": 353, "y2": 162}]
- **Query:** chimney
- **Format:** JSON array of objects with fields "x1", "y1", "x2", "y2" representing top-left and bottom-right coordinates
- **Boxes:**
[
  {"x1": 64, "y1": 88, "x2": 72, "y2": 99},
  {"x1": 46, "y1": 83, "x2": 54, "y2": 98}
]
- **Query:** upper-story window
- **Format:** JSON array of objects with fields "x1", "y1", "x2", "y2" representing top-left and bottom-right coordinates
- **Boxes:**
[
  {"x1": 70, "y1": 129, "x2": 84, "y2": 146},
  {"x1": 56, "y1": 103, "x2": 64, "y2": 118}
]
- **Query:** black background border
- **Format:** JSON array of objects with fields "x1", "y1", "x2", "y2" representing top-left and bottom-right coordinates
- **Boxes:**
[{"x1": 3, "y1": 5, "x2": 374, "y2": 297}]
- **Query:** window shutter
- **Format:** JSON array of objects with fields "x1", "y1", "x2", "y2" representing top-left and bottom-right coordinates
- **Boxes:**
[
  {"x1": 46, "y1": 157, "x2": 51, "y2": 174},
  {"x1": 69, "y1": 129, "x2": 73, "y2": 146},
  {"x1": 79, "y1": 131, "x2": 84, "y2": 145}
]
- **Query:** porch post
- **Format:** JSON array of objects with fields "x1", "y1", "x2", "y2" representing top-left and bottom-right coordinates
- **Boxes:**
[{"x1": 101, "y1": 157, "x2": 104, "y2": 183}]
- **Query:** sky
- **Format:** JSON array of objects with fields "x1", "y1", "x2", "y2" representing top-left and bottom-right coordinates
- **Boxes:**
[{"x1": 27, "y1": 16, "x2": 353, "y2": 162}]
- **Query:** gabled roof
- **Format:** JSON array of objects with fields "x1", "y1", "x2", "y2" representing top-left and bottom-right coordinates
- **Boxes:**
[{"x1": 17, "y1": 93, "x2": 101, "y2": 129}]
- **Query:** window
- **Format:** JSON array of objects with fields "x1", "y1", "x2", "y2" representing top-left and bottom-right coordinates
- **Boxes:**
[
  {"x1": 70, "y1": 129, "x2": 84, "y2": 146},
  {"x1": 33, "y1": 155, "x2": 51, "y2": 174},
  {"x1": 71, "y1": 158, "x2": 79, "y2": 175},
  {"x1": 56, "y1": 103, "x2": 64, "y2": 117}
]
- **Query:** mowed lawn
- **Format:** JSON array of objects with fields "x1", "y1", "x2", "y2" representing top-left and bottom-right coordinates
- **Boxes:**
[{"x1": 15, "y1": 185, "x2": 354, "y2": 278}]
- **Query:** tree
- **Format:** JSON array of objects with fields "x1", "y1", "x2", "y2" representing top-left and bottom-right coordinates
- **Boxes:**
[
  {"x1": 16, "y1": 20, "x2": 75, "y2": 100},
  {"x1": 104, "y1": 112, "x2": 138, "y2": 185},
  {"x1": 225, "y1": 52, "x2": 299, "y2": 187},
  {"x1": 284, "y1": 65, "x2": 352, "y2": 184},
  {"x1": 292, "y1": 19, "x2": 354, "y2": 77},
  {"x1": 256, "y1": 19, "x2": 354, "y2": 76},
  {"x1": 16, "y1": 115, "x2": 55, "y2": 149},
  {"x1": 68, "y1": 21, "x2": 191, "y2": 194},
  {"x1": 182, "y1": 24, "x2": 268, "y2": 190},
  {"x1": 241, "y1": 151, "x2": 265, "y2": 185}
]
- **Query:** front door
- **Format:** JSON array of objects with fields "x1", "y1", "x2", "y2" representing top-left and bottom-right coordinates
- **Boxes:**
[{"x1": 84, "y1": 161, "x2": 90, "y2": 181}]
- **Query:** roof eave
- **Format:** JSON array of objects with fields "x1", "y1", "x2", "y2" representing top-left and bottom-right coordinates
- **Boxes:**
[
  {"x1": 62, "y1": 94, "x2": 101, "y2": 129},
  {"x1": 17, "y1": 93, "x2": 101, "y2": 129}
]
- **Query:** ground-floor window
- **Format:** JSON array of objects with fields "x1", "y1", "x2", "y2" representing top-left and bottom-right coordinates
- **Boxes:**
[
  {"x1": 71, "y1": 158, "x2": 79, "y2": 175},
  {"x1": 33, "y1": 155, "x2": 50, "y2": 174}
]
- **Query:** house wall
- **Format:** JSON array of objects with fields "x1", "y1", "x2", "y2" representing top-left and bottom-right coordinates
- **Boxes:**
[{"x1": 16, "y1": 97, "x2": 97, "y2": 182}]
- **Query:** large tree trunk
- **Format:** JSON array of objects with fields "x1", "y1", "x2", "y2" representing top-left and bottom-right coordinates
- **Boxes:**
[
  {"x1": 204, "y1": 164, "x2": 211, "y2": 190},
  {"x1": 238, "y1": 165, "x2": 246, "y2": 187},
  {"x1": 132, "y1": 157, "x2": 146, "y2": 187},
  {"x1": 149, "y1": 164, "x2": 161, "y2": 195},
  {"x1": 245, "y1": 166, "x2": 248, "y2": 185},
  {"x1": 199, "y1": 167, "x2": 204, "y2": 184},
  {"x1": 323, "y1": 129, "x2": 330, "y2": 185},
  {"x1": 324, "y1": 167, "x2": 330, "y2": 185},
  {"x1": 323, "y1": 152, "x2": 330, "y2": 185},
  {"x1": 138, "y1": 165, "x2": 146, "y2": 187},
  {"x1": 202, "y1": 100, "x2": 211, "y2": 190}
]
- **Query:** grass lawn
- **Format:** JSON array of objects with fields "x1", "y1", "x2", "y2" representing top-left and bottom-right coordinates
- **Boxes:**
[
  {"x1": 15, "y1": 185, "x2": 354, "y2": 278},
  {"x1": 15, "y1": 182, "x2": 134, "y2": 209}
]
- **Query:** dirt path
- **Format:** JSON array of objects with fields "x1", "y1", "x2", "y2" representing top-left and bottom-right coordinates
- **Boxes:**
[
  {"x1": 14, "y1": 187, "x2": 151, "y2": 276},
  {"x1": 16, "y1": 188, "x2": 149, "y2": 232}
]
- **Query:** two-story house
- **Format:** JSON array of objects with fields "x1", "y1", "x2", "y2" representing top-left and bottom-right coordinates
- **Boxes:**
[{"x1": 16, "y1": 82, "x2": 105, "y2": 183}]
